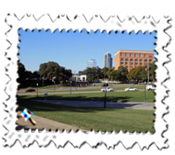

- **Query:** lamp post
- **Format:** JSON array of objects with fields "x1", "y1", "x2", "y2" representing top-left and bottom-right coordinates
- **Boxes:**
[
  {"x1": 70, "y1": 80, "x2": 72, "y2": 94},
  {"x1": 36, "y1": 83, "x2": 38, "y2": 98},
  {"x1": 76, "y1": 80, "x2": 77, "y2": 91},
  {"x1": 54, "y1": 81, "x2": 55, "y2": 91},
  {"x1": 144, "y1": 81, "x2": 146, "y2": 100},
  {"x1": 42, "y1": 78, "x2": 44, "y2": 88},
  {"x1": 104, "y1": 78, "x2": 107, "y2": 108}
]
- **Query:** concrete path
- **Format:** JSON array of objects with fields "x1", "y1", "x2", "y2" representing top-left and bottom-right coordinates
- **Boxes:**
[
  {"x1": 16, "y1": 112, "x2": 88, "y2": 132},
  {"x1": 33, "y1": 99, "x2": 154, "y2": 110},
  {"x1": 17, "y1": 84, "x2": 134, "y2": 92},
  {"x1": 17, "y1": 89, "x2": 145, "y2": 96}
]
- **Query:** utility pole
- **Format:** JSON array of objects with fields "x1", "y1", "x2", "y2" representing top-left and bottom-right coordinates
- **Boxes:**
[{"x1": 147, "y1": 62, "x2": 149, "y2": 84}]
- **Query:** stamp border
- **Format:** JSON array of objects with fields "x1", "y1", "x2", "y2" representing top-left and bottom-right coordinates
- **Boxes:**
[{"x1": 3, "y1": 14, "x2": 171, "y2": 149}]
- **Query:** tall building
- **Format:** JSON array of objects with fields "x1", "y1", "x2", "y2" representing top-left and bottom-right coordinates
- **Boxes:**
[
  {"x1": 87, "y1": 59, "x2": 97, "y2": 68},
  {"x1": 104, "y1": 52, "x2": 113, "y2": 68},
  {"x1": 114, "y1": 50, "x2": 154, "y2": 72}
]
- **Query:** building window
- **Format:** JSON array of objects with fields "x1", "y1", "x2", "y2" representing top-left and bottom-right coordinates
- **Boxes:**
[
  {"x1": 144, "y1": 54, "x2": 148, "y2": 58},
  {"x1": 135, "y1": 63, "x2": 138, "y2": 65},
  {"x1": 140, "y1": 59, "x2": 142, "y2": 62},
  {"x1": 121, "y1": 53, "x2": 124, "y2": 56},
  {"x1": 135, "y1": 59, "x2": 138, "y2": 61},
  {"x1": 144, "y1": 59, "x2": 147, "y2": 62},
  {"x1": 126, "y1": 53, "x2": 129, "y2": 57},
  {"x1": 121, "y1": 62, "x2": 124, "y2": 64},
  {"x1": 135, "y1": 54, "x2": 138, "y2": 57},
  {"x1": 121, "y1": 58, "x2": 124, "y2": 61},
  {"x1": 130, "y1": 59, "x2": 133, "y2": 61},
  {"x1": 140, "y1": 54, "x2": 143, "y2": 57},
  {"x1": 131, "y1": 54, "x2": 134, "y2": 57},
  {"x1": 125, "y1": 59, "x2": 129, "y2": 61},
  {"x1": 149, "y1": 59, "x2": 152, "y2": 62},
  {"x1": 149, "y1": 54, "x2": 152, "y2": 58},
  {"x1": 140, "y1": 63, "x2": 142, "y2": 65},
  {"x1": 130, "y1": 62, "x2": 133, "y2": 65},
  {"x1": 126, "y1": 66, "x2": 128, "y2": 68},
  {"x1": 125, "y1": 62, "x2": 128, "y2": 64},
  {"x1": 136, "y1": 66, "x2": 138, "y2": 68},
  {"x1": 130, "y1": 66, "x2": 133, "y2": 68},
  {"x1": 145, "y1": 63, "x2": 147, "y2": 65}
]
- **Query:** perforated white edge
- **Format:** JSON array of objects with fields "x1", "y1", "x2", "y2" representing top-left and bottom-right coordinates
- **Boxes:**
[{"x1": 3, "y1": 14, "x2": 170, "y2": 149}]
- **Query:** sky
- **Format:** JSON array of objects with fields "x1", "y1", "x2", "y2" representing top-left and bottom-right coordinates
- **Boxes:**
[{"x1": 18, "y1": 29, "x2": 157, "y2": 73}]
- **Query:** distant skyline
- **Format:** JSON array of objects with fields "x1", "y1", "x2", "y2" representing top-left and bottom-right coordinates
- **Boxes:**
[{"x1": 18, "y1": 29, "x2": 157, "y2": 73}]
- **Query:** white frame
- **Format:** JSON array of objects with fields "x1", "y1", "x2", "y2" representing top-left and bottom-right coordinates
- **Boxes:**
[{"x1": 3, "y1": 14, "x2": 170, "y2": 149}]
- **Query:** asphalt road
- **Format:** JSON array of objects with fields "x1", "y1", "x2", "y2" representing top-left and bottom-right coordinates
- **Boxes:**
[
  {"x1": 18, "y1": 83, "x2": 137, "y2": 92},
  {"x1": 33, "y1": 99, "x2": 154, "y2": 110},
  {"x1": 17, "y1": 89, "x2": 145, "y2": 96}
]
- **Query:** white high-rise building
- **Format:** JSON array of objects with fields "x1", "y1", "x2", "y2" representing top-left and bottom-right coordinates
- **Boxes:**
[
  {"x1": 87, "y1": 59, "x2": 97, "y2": 68},
  {"x1": 104, "y1": 52, "x2": 112, "y2": 68}
]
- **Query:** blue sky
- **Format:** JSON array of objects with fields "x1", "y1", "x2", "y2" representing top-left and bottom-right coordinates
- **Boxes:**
[{"x1": 18, "y1": 29, "x2": 157, "y2": 73}]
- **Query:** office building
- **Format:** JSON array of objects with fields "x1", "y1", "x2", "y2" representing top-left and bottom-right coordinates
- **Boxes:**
[
  {"x1": 114, "y1": 50, "x2": 154, "y2": 72},
  {"x1": 104, "y1": 52, "x2": 113, "y2": 68},
  {"x1": 87, "y1": 59, "x2": 97, "y2": 68}
]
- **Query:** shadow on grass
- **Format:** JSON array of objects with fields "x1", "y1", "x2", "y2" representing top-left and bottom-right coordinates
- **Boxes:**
[{"x1": 16, "y1": 95, "x2": 147, "y2": 113}]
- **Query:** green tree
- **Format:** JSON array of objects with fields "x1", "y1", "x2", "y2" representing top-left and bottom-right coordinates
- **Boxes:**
[
  {"x1": 149, "y1": 62, "x2": 157, "y2": 81},
  {"x1": 116, "y1": 66, "x2": 128, "y2": 81},
  {"x1": 140, "y1": 66, "x2": 147, "y2": 81},
  {"x1": 127, "y1": 68, "x2": 136, "y2": 80},
  {"x1": 106, "y1": 68, "x2": 113, "y2": 80},
  {"x1": 38, "y1": 61, "x2": 72, "y2": 83},
  {"x1": 102, "y1": 67, "x2": 109, "y2": 79},
  {"x1": 17, "y1": 62, "x2": 26, "y2": 84}
]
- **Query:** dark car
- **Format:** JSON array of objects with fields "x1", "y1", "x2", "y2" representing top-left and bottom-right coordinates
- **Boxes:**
[
  {"x1": 25, "y1": 89, "x2": 36, "y2": 92},
  {"x1": 101, "y1": 83, "x2": 108, "y2": 87}
]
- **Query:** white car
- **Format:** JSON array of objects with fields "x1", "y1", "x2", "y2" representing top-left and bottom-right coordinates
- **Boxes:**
[
  {"x1": 125, "y1": 87, "x2": 138, "y2": 91},
  {"x1": 146, "y1": 85, "x2": 156, "y2": 91},
  {"x1": 101, "y1": 87, "x2": 114, "y2": 92}
]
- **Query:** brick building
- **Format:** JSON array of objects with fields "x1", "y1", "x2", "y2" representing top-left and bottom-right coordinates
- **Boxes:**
[{"x1": 114, "y1": 50, "x2": 154, "y2": 72}]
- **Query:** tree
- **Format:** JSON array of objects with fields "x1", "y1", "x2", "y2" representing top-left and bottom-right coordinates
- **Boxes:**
[
  {"x1": 102, "y1": 67, "x2": 109, "y2": 79},
  {"x1": 116, "y1": 66, "x2": 128, "y2": 81},
  {"x1": 149, "y1": 62, "x2": 157, "y2": 81},
  {"x1": 127, "y1": 68, "x2": 136, "y2": 80},
  {"x1": 17, "y1": 62, "x2": 26, "y2": 84},
  {"x1": 38, "y1": 61, "x2": 72, "y2": 83},
  {"x1": 140, "y1": 66, "x2": 147, "y2": 81},
  {"x1": 134, "y1": 66, "x2": 143, "y2": 81}
]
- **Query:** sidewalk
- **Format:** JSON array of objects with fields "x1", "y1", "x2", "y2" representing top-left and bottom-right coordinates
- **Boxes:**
[{"x1": 16, "y1": 112, "x2": 88, "y2": 132}]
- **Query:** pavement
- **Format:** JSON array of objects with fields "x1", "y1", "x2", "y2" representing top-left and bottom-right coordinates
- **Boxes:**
[
  {"x1": 16, "y1": 112, "x2": 88, "y2": 132},
  {"x1": 17, "y1": 83, "x2": 136, "y2": 92},
  {"x1": 33, "y1": 99, "x2": 154, "y2": 110},
  {"x1": 17, "y1": 89, "x2": 145, "y2": 96}
]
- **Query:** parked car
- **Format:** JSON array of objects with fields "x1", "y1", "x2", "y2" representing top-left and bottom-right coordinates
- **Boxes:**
[
  {"x1": 101, "y1": 83, "x2": 108, "y2": 87},
  {"x1": 101, "y1": 87, "x2": 114, "y2": 92},
  {"x1": 25, "y1": 89, "x2": 36, "y2": 92},
  {"x1": 125, "y1": 87, "x2": 138, "y2": 91},
  {"x1": 146, "y1": 85, "x2": 156, "y2": 91}
]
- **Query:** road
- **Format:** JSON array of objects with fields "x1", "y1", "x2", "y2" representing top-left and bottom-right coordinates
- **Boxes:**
[
  {"x1": 33, "y1": 99, "x2": 154, "y2": 110},
  {"x1": 17, "y1": 89, "x2": 145, "y2": 96},
  {"x1": 18, "y1": 83, "x2": 136, "y2": 92}
]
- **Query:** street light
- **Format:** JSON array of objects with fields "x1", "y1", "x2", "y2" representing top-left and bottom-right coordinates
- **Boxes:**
[
  {"x1": 54, "y1": 81, "x2": 55, "y2": 91},
  {"x1": 70, "y1": 80, "x2": 72, "y2": 94},
  {"x1": 104, "y1": 78, "x2": 107, "y2": 108},
  {"x1": 36, "y1": 83, "x2": 38, "y2": 98},
  {"x1": 144, "y1": 81, "x2": 146, "y2": 100}
]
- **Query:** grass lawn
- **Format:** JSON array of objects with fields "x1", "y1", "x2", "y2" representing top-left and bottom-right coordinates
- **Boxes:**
[
  {"x1": 18, "y1": 85, "x2": 146, "y2": 93},
  {"x1": 21, "y1": 91, "x2": 155, "y2": 103},
  {"x1": 17, "y1": 97, "x2": 155, "y2": 133}
]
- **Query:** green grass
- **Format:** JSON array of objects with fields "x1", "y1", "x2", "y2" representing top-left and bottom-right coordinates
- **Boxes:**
[
  {"x1": 21, "y1": 91, "x2": 155, "y2": 103},
  {"x1": 18, "y1": 85, "x2": 146, "y2": 93},
  {"x1": 18, "y1": 85, "x2": 71, "y2": 90},
  {"x1": 17, "y1": 97, "x2": 155, "y2": 133}
]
